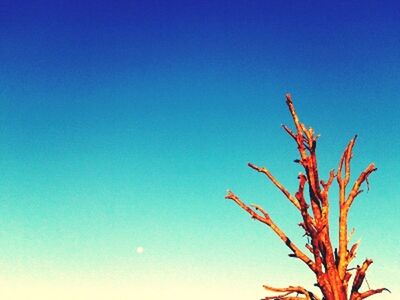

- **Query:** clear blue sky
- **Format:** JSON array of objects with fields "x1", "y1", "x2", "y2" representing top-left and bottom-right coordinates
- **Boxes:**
[{"x1": 1, "y1": 1, "x2": 399, "y2": 299}]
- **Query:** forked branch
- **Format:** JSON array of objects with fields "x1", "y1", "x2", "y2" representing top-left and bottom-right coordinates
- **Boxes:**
[
  {"x1": 337, "y1": 133, "x2": 378, "y2": 280},
  {"x1": 248, "y1": 162, "x2": 301, "y2": 210},
  {"x1": 348, "y1": 259, "x2": 389, "y2": 299},
  {"x1": 284, "y1": 94, "x2": 324, "y2": 222},
  {"x1": 225, "y1": 191, "x2": 316, "y2": 273},
  {"x1": 263, "y1": 284, "x2": 321, "y2": 300},
  {"x1": 346, "y1": 164, "x2": 377, "y2": 208},
  {"x1": 351, "y1": 259, "x2": 373, "y2": 295}
]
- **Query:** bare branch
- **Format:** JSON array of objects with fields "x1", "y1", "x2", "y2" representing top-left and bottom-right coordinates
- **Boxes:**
[
  {"x1": 248, "y1": 162, "x2": 301, "y2": 210},
  {"x1": 285, "y1": 94, "x2": 324, "y2": 221},
  {"x1": 346, "y1": 164, "x2": 377, "y2": 208},
  {"x1": 250, "y1": 203, "x2": 270, "y2": 220},
  {"x1": 340, "y1": 164, "x2": 376, "y2": 279},
  {"x1": 285, "y1": 94, "x2": 308, "y2": 161},
  {"x1": 344, "y1": 135, "x2": 358, "y2": 186},
  {"x1": 225, "y1": 191, "x2": 316, "y2": 273},
  {"x1": 263, "y1": 284, "x2": 321, "y2": 300},
  {"x1": 282, "y1": 124, "x2": 297, "y2": 141},
  {"x1": 264, "y1": 296, "x2": 309, "y2": 300},
  {"x1": 351, "y1": 259, "x2": 373, "y2": 296},
  {"x1": 360, "y1": 288, "x2": 391, "y2": 299},
  {"x1": 337, "y1": 135, "x2": 357, "y2": 188},
  {"x1": 348, "y1": 240, "x2": 361, "y2": 263},
  {"x1": 343, "y1": 271, "x2": 352, "y2": 292},
  {"x1": 305, "y1": 243, "x2": 314, "y2": 254},
  {"x1": 225, "y1": 191, "x2": 269, "y2": 223},
  {"x1": 338, "y1": 138, "x2": 376, "y2": 280},
  {"x1": 295, "y1": 173, "x2": 316, "y2": 233},
  {"x1": 320, "y1": 169, "x2": 335, "y2": 198}
]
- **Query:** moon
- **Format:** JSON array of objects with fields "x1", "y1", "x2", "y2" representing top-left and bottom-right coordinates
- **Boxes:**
[{"x1": 136, "y1": 246, "x2": 144, "y2": 254}]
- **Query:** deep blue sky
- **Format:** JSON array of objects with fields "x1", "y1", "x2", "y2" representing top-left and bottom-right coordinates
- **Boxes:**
[{"x1": 1, "y1": 1, "x2": 399, "y2": 299}]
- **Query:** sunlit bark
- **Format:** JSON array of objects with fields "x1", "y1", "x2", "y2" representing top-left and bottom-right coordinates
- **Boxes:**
[{"x1": 226, "y1": 95, "x2": 389, "y2": 300}]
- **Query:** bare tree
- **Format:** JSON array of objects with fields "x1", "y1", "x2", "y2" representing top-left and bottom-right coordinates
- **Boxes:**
[{"x1": 225, "y1": 94, "x2": 389, "y2": 300}]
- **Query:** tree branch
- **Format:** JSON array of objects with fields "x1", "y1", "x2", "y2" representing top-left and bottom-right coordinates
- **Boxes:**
[
  {"x1": 337, "y1": 136, "x2": 377, "y2": 280},
  {"x1": 348, "y1": 240, "x2": 360, "y2": 264},
  {"x1": 346, "y1": 164, "x2": 377, "y2": 208},
  {"x1": 248, "y1": 162, "x2": 301, "y2": 210},
  {"x1": 263, "y1": 284, "x2": 321, "y2": 300},
  {"x1": 285, "y1": 94, "x2": 308, "y2": 162},
  {"x1": 337, "y1": 138, "x2": 353, "y2": 279},
  {"x1": 351, "y1": 259, "x2": 373, "y2": 296},
  {"x1": 345, "y1": 135, "x2": 358, "y2": 186},
  {"x1": 359, "y1": 288, "x2": 391, "y2": 299},
  {"x1": 337, "y1": 135, "x2": 357, "y2": 189},
  {"x1": 320, "y1": 169, "x2": 335, "y2": 201},
  {"x1": 282, "y1": 124, "x2": 297, "y2": 141},
  {"x1": 285, "y1": 94, "x2": 323, "y2": 222},
  {"x1": 295, "y1": 173, "x2": 316, "y2": 234},
  {"x1": 225, "y1": 191, "x2": 316, "y2": 273}
]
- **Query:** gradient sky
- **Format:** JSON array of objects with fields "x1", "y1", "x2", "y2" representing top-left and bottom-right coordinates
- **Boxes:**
[{"x1": 1, "y1": 1, "x2": 399, "y2": 299}]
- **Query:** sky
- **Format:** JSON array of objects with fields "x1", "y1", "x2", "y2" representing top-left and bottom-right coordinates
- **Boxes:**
[{"x1": 1, "y1": 1, "x2": 399, "y2": 299}]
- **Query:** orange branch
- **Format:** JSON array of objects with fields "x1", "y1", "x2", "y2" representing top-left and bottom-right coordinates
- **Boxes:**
[
  {"x1": 248, "y1": 162, "x2": 301, "y2": 210},
  {"x1": 225, "y1": 191, "x2": 316, "y2": 273},
  {"x1": 346, "y1": 164, "x2": 377, "y2": 208},
  {"x1": 263, "y1": 284, "x2": 321, "y2": 300},
  {"x1": 351, "y1": 259, "x2": 373, "y2": 297},
  {"x1": 360, "y1": 288, "x2": 391, "y2": 299},
  {"x1": 337, "y1": 136, "x2": 376, "y2": 280}
]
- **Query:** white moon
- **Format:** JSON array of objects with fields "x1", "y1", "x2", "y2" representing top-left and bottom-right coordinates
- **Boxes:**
[{"x1": 136, "y1": 246, "x2": 144, "y2": 254}]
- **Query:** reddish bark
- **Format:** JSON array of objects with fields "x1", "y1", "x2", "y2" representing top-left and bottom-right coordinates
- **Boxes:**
[{"x1": 225, "y1": 95, "x2": 389, "y2": 300}]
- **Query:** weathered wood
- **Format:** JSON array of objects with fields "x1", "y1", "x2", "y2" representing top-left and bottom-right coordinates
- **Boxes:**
[{"x1": 226, "y1": 94, "x2": 388, "y2": 300}]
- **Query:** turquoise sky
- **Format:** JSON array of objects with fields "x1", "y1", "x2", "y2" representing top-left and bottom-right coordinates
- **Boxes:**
[{"x1": 1, "y1": 1, "x2": 399, "y2": 299}]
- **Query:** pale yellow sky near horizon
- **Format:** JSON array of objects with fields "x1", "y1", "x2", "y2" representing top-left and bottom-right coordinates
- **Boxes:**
[
  {"x1": 0, "y1": 275, "x2": 395, "y2": 300},
  {"x1": 0, "y1": 278, "x2": 265, "y2": 300}
]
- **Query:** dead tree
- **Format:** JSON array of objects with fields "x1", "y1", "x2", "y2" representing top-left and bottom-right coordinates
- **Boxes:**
[{"x1": 225, "y1": 94, "x2": 389, "y2": 300}]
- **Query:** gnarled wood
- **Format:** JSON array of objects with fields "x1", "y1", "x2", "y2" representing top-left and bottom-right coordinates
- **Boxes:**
[
  {"x1": 263, "y1": 284, "x2": 321, "y2": 300},
  {"x1": 226, "y1": 95, "x2": 388, "y2": 300}
]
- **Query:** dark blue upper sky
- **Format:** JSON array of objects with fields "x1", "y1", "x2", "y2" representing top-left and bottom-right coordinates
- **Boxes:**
[{"x1": 3, "y1": 1, "x2": 399, "y2": 89}]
